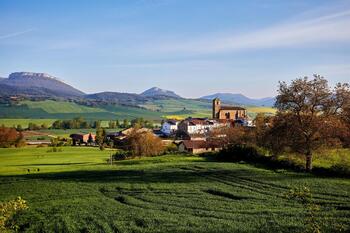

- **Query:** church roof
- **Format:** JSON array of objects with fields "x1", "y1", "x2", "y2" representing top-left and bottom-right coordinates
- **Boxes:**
[{"x1": 220, "y1": 106, "x2": 246, "y2": 111}]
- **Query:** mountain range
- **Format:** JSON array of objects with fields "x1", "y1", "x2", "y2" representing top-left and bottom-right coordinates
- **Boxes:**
[
  {"x1": 200, "y1": 93, "x2": 275, "y2": 107},
  {"x1": 0, "y1": 72, "x2": 275, "y2": 107}
]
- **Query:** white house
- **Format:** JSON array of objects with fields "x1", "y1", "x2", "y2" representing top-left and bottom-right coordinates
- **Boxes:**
[
  {"x1": 161, "y1": 120, "x2": 179, "y2": 136},
  {"x1": 177, "y1": 118, "x2": 231, "y2": 135}
]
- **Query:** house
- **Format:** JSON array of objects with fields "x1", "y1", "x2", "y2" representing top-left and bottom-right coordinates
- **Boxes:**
[
  {"x1": 70, "y1": 133, "x2": 95, "y2": 145},
  {"x1": 161, "y1": 120, "x2": 179, "y2": 136},
  {"x1": 177, "y1": 118, "x2": 230, "y2": 135},
  {"x1": 177, "y1": 139, "x2": 222, "y2": 154},
  {"x1": 213, "y1": 98, "x2": 247, "y2": 120},
  {"x1": 108, "y1": 127, "x2": 154, "y2": 145}
]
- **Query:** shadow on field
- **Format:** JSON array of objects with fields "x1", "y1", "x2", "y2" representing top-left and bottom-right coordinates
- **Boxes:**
[
  {"x1": 15, "y1": 162, "x2": 94, "y2": 166},
  {"x1": 0, "y1": 166, "x2": 305, "y2": 186}
]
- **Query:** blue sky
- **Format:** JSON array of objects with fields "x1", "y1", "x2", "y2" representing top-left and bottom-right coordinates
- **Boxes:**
[{"x1": 1, "y1": 0, "x2": 350, "y2": 98}]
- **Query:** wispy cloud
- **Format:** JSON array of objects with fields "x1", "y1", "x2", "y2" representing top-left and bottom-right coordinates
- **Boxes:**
[
  {"x1": 150, "y1": 8, "x2": 350, "y2": 54},
  {"x1": 0, "y1": 29, "x2": 34, "y2": 40}
]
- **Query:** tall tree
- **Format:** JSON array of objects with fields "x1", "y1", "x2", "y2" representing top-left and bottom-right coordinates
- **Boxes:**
[
  {"x1": 123, "y1": 119, "x2": 129, "y2": 128},
  {"x1": 95, "y1": 128, "x2": 104, "y2": 146},
  {"x1": 274, "y1": 75, "x2": 348, "y2": 171}
]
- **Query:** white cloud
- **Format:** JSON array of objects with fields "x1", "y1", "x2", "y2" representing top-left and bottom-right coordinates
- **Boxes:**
[
  {"x1": 150, "y1": 9, "x2": 350, "y2": 54},
  {"x1": 0, "y1": 29, "x2": 34, "y2": 40}
]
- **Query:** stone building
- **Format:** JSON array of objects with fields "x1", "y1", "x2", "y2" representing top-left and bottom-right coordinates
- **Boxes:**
[{"x1": 212, "y1": 98, "x2": 247, "y2": 120}]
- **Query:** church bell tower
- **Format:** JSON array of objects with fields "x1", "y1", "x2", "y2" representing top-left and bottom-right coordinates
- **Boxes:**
[{"x1": 212, "y1": 98, "x2": 221, "y2": 119}]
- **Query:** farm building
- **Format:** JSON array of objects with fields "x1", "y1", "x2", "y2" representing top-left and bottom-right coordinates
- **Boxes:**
[
  {"x1": 70, "y1": 133, "x2": 95, "y2": 145},
  {"x1": 176, "y1": 139, "x2": 222, "y2": 154}
]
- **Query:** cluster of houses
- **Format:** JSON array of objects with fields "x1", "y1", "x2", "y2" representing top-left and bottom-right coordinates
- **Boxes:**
[{"x1": 70, "y1": 98, "x2": 253, "y2": 154}]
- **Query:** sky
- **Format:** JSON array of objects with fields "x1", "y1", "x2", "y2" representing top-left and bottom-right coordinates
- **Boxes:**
[{"x1": 0, "y1": 0, "x2": 350, "y2": 98}]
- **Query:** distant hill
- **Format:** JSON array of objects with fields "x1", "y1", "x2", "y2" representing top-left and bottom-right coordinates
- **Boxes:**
[
  {"x1": 141, "y1": 87, "x2": 181, "y2": 98},
  {"x1": 85, "y1": 92, "x2": 146, "y2": 105},
  {"x1": 0, "y1": 72, "x2": 85, "y2": 98},
  {"x1": 201, "y1": 93, "x2": 275, "y2": 107}
]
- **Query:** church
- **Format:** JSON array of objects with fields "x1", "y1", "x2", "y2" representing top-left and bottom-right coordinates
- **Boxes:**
[{"x1": 212, "y1": 98, "x2": 247, "y2": 120}]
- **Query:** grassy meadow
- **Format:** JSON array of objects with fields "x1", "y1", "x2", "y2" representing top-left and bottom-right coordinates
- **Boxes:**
[
  {"x1": 279, "y1": 149, "x2": 350, "y2": 169},
  {"x1": 0, "y1": 147, "x2": 349, "y2": 232}
]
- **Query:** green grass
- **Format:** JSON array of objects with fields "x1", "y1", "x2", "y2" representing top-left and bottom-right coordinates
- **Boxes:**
[
  {"x1": 0, "y1": 147, "x2": 349, "y2": 232},
  {"x1": 21, "y1": 100, "x2": 104, "y2": 114},
  {"x1": 279, "y1": 149, "x2": 350, "y2": 169},
  {"x1": 0, "y1": 118, "x2": 57, "y2": 128},
  {"x1": 0, "y1": 101, "x2": 162, "y2": 120}
]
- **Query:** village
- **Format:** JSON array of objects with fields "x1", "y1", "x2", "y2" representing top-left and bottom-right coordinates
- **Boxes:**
[{"x1": 69, "y1": 98, "x2": 254, "y2": 154}]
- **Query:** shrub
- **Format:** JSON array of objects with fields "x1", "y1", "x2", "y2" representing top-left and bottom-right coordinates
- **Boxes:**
[
  {"x1": 218, "y1": 144, "x2": 261, "y2": 162},
  {"x1": 329, "y1": 164, "x2": 350, "y2": 176},
  {"x1": 0, "y1": 197, "x2": 28, "y2": 232},
  {"x1": 286, "y1": 186, "x2": 325, "y2": 233},
  {"x1": 125, "y1": 130, "x2": 164, "y2": 157},
  {"x1": 164, "y1": 143, "x2": 178, "y2": 154},
  {"x1": 112, "y1": 150, "x2": 132, "y2": 161},
  {"x1": 47, "y1": 147, "x2": 62, "y2": 153},
  {"x1": 0, "y1": 127, "x2": 25, "y2": 148}
]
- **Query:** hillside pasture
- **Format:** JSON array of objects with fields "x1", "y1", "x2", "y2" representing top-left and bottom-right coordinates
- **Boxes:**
[
  {"x1": 0, "y1": 147, "x2": 349, "y2": 232},
  {"x1": 0, "y1": 118, "x2": 57, "y2": 128},
  {"x1": 0, "y1": 101, "x2": 162, "y2": 120},
  {"x1": 0, "y1": 100, "x2": 277, "y2": 122}
]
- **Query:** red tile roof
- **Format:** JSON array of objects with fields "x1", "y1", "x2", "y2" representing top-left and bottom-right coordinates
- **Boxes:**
[{"x1": 220, "y1": 106, "x2": 246, "y2": 111}]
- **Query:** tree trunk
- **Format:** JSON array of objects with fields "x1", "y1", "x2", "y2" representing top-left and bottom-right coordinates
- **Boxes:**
[{"x1": 305, "y1": 151, "x2": 312, "y2": 172}]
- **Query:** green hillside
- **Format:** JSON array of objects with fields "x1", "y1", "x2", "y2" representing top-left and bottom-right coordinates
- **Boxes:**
[
  {"x1": 21, "y1": 100, "x2": 104, "y2": 113},
  {"x1": 0, "y1": 100, "x2": 163, "y2": 120},
  {"x1": 141, "y1": 99, "x2": 276, "y2": 119},
  {"x1": 0, "y1": 118, "x2": 57, "y2": 128},
  {"x1": 0, "y1": 99, "x2": 276, "y2": 122}
]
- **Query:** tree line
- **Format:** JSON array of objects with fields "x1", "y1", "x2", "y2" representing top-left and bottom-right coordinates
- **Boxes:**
[{"x1": 11, "y1": 117, "x2": 155, "y2": 131}]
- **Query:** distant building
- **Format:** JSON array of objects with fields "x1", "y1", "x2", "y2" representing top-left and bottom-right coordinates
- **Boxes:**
[
  {"x1": 161, "y1": 120, "x2": 179, "y2": 136},
  {"x1": 177, "y1": 118, "x2": 230, "y2": 135},
  {"x1": 176, "y1": 139, "x2": 222, "y2": 154},
  {"x1": 70, "y1": 133, "x2": 95, "y2": 145},
  {"x1": 212, "y1": 98, "x2": 247, "y2": 120},
  {"x1": 106, "y1": 127, "x2": 154, "y2": 145}
]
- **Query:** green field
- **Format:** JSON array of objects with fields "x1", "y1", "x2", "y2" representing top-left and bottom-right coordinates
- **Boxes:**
[
  {"x1": 0, "y1": 147, "x2": 349, "y2": 232},
  {"x1": 0, "y1": 100, "x2": 276, "y2": 122},
  {"x1": 0, "y1": 100, "x2": 163, "y2": 120},
  {"x1": 0, "y1": 118, "x2": 57, "y2": 128},
  {"x1": 36, "y1": 128, "x2": 123, "y2": 138},
  {"x1": 279, "y1": 149, "x2": 350, "y2": 169}
]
